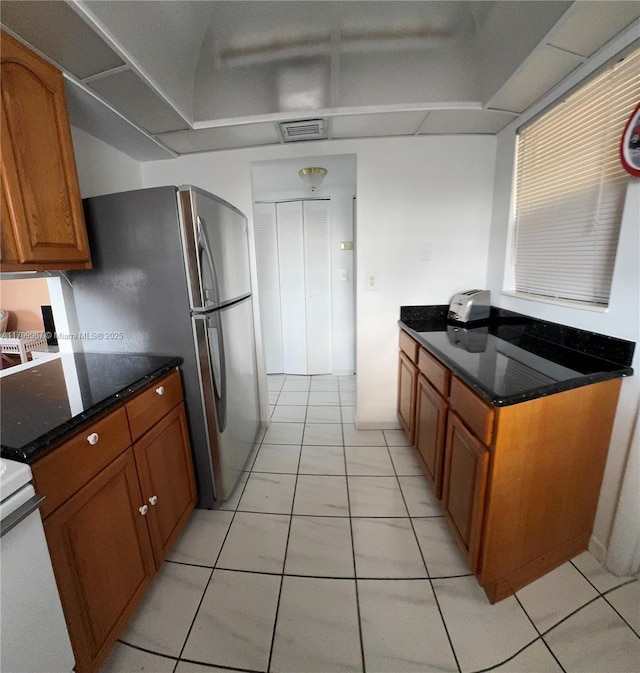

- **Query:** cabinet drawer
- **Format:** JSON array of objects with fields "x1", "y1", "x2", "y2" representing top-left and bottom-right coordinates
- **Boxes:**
[
  {"x1": 449, "y1": 377, "x2": 495, "y2": 445},
  {"x1": 418, "y1": 348, "x2": 450, "y2": 397},
  {"x1": 399, "y1": 330, "x2": 419, "y2": 363},
  {"x1": 33, "y1": 407, "x2": 131, "y2": 518},
  {"x1": 126, "y1": 369, "x2": 183, "y2": 441}
]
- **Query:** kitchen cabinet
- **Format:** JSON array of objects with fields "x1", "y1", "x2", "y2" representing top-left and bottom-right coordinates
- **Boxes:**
[
  {"x1": 32, "y1": 369, "x2": 196, "y2": 673},
  {"x1": 442, "y1": 412, "x2": 489, "y2": 573},
  {"x1": 0, "y1": 29, "x2": 91, "y2": 271},
  {"x1": 415, "y1": 374, "x2": 448, "y2": 498},
  {"x1": 397, "y1": 328, "x2": 622, "y2": 602},
  {"x1": 397, "y1": 330, "x2": 419, "y2": 443}
]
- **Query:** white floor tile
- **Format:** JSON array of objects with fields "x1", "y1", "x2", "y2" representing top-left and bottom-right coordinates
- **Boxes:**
[
  {"x1": 99, "y1": 642, "x2": 176, "y2": 673},
  {"x1": 285, "y1": 516, "x2": 354, "y2": 577},
  {"x1": 571, "y1": 551, "x2": 635, "y2": 593},
  {"x1": 517, "y1": 561, "x2": 599, "y2": 633},
  {"x1": 238, "y1": 473, "x2": 296, "y2": 514},
  {"x1": 342, "y1": 424, "x2": 386, "y2": 446},
  {"x1": 310, "y1": 379, "x2": 339, "y2": 391},
  {"x1": 345, "y1": 445, "x2": 395, "y2": 475},
  {"x1": 388, "y1": 445, "x2": 425, "y2": 475},
  {"x1": 397, "y1": 475, "x2": 441, "y2": 516},
  {"x1": 270, "y1": 405, "x2": 307, "y2": 422},
  {"x1": 182, "y1": 569, "x2": 280, "y2": 672},
  {"x1": 604, "y1": 580, "x2": 640, "y2": 636},
  {"x1": 282, "y1": 378, "x2": 311, "y2": 391},
  {"x1": 298, "y1": 445, "x2": 346, "y2": 475},
  {"x1": 489, "y1": 640, "x2": 564, "y2": 672},
  {"x1": 340, "y1": 391, "x2": 357, "y2": 405},
  {"x1": 358, "y1": 579, "x2": 457, "y2": 672},
  {"x1": 352, "y1": 518, "x2": 427, "y2": 578},
  {"x1": 303, "y1": 423, "x2": 344, "y2": 446},
  {"x1": 217, "y1": 471, "x2": 250, "y2": 511},
  {"x1": 544, "y1": 597, "x2": 640, "y2": 673},
  {"x1": 167, "y1": 509, "x2": 234, "y2": 566},
  {"x1": 277, "y1": 391, "x2": 309, "y2": 406},
  {"x1": 268, "y1": 391, "x2": 280, "y2": 404},
  {"x1": 341, "y1": 406, "x2": 356, "y2": 423},
  {"x1": 348, "y1": 477, "x2": 409, "y2": 517},
  {"x1": 432, "y1": 575, "x2": 539, "y2": 673},
  {"x1": 308, "y1": 391, "x2": 341, "y2": 406},
  {"x1": 383, "y1": 429, "x2": 412, "y2": 446},
  {"x1": 412, "y1": 517, "x2": 471, "y2": 578},
  {"x1": 306, "y1": 405, "x2": 343, "y2": 423},
  {"x1": 270, "y1": 576, "x2": 362, "y2": 673},
  {"x1": 120, "y1": 562, "x2": 211, "y2": 657},
  {"x1": 216, "y1": 512, "x2": 290, "y2": 573},
  {"x1": 252, "y1": 444, "x2": 301, "y2": 473},
  {"x1": 262, "y1": 422, "x2": 304, "y2": 445},
  {"x1": 293, "y1": 475, "x2": 350, "y2": 516}
]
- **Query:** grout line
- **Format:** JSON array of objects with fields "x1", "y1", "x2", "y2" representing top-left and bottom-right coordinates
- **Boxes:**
[
  {"x1": 178, "y1": 654, "x2": 262, "y2": 672},
  {"x1": 340, "y1": 388, "x2": 368, "y2": 673},
  {"x1": 600, "y1": 579, "x2": 640, "y2": 639},
  {"x1": 384, "y1": 433, "x2": 462, "y2": 673},
  {"x1": 265, "y1": 418, "x2": 304, "y2": 673}
]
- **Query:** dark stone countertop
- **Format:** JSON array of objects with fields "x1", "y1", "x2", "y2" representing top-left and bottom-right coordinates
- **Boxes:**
[
  {"x1": 0, "y1": 352, "x2": 182, "y2": 463},
  {"x1": 399, "y1": 306, "x2": 634, "y2": 406}
]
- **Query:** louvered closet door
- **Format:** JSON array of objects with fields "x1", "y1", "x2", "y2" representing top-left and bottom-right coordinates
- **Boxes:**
[
  {"x1": 303, "y1": 200, "x2": 331, "y2": 374},
  {"x1": 254, "y1": 203, "x2": 283, "y2": 373},
  {"x1": 277, "y1": 201, "x2": 307, "y2": 374}
]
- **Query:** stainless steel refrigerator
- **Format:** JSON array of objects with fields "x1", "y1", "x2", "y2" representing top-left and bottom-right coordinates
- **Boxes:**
[{"x1": 71, "y1": 185, "x2": 261, "y2": 507}]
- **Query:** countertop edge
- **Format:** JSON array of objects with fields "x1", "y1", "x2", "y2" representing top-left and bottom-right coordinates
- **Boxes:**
[
  {"x1": 399, "y1": 321, "x2": 633, "y2": 407},
  {"x1": 1, "y1": 358, "x2": 182, "y2": 464}
]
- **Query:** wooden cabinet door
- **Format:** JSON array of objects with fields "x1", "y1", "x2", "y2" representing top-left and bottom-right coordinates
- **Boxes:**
[
  {"x1": 44, "y1": 449, "x2": 155, "y2": 673},
  {"x1": 442, "y1": 412, "x2": 489, "y2": 573},
  {"x1": 0, "y1": 30, "x2": 91, "y2": 269},
  {"x1": 415, "y1": 374, "x2": 448, "y2": 498},
  {"x1": 133, "y1": 403, "x2": 197, "y2": 567},
  {"x1": 397, "y1": 350, "x2": 417, "y2": 444}
]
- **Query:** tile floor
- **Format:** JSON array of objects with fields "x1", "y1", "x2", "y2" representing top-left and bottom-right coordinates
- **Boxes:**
[{"x1": 100, "y1": 374, "x2": 640, "y2": 673}]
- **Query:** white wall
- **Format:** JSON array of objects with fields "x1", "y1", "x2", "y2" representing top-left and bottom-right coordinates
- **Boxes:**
[
  {"x1": 486, "y1": 44, "x2": 640, "y2": 568},
  {"x1": 71, "y1": 126, "x2": 143, "y2": 198},
  {"x1": 141, "y1": 135, "x2": 497, "y2": 427}
]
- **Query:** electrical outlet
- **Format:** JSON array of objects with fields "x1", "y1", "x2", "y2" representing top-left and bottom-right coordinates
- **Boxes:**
[
  {"x1": 338, "y1": 269, "x2": 348, "y2": 281},
  {"x1": 420, "y1": 243, "x2": 432, "y2": 261},
  {"x1": 366, "y1": 273, "x2": 378, "y2": 291}
]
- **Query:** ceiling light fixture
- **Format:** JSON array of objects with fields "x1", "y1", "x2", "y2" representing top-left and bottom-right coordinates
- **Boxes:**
[{"x1": 298, "y1": 167, "x2": 327, "y2": 192}]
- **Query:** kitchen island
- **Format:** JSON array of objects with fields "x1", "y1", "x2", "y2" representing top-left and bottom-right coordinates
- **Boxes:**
[
  {"x1": 397, "y1": 305, "x2": 634, "y2": 603},
  {"x1": 0, "y1": 352, "x2": 197, "y2": 673}
]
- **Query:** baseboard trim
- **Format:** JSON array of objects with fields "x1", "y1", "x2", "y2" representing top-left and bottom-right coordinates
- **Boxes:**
[{"x1": 588, "y1": 535, "x2": 607, "y2": 564}]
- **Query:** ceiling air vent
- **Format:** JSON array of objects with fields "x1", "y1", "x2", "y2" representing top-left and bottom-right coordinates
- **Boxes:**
[{"x1": 279, "y1": 119, "x2": 327, "y2": 142}]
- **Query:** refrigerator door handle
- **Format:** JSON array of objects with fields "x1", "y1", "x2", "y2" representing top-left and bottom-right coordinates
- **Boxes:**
[
  {"x1": 195, "y1": 311, "x2": 227, "y2": 432},
  {"x1": 197, "y1": 216, "x2": 221, "y2": 307}
]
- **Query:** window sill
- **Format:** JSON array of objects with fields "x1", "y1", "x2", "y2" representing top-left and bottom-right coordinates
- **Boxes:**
[{"x1": 500, "y1": 291, "x2": 609, "y2": 313}]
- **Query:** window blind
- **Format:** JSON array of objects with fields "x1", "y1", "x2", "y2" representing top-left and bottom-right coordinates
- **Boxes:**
[{"x1": 514, "y1": 47, "x2": 640, "y2": 306}]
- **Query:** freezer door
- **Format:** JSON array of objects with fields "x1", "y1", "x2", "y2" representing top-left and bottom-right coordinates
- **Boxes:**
[
  {"x1": 193, "y1": 297, "x2": 261, "y2": 501},
  {"x1": 180, "y1": 186, "x2": 252, "y2": 310}
]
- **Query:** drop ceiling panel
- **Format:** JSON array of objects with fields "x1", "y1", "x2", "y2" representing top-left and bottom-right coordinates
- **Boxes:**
[
  {"x1": 331, "y1": 112, "x2": 427, "y2": 139},
  {"x1": 488, "y1": 45, "x2": 585, "y2": 114},
  {"x1": 157, "y1": 124, "x2": 282, "y2": 154},
  {"x1": 417, "y1": 109, "x2": 518, "y2": 135},
  {"x1": 87, "y1": 70, "x2": 189, "y2": 134},
  {"x1": 0, "y1": 0, "x2": 125, "y2": 79},
  {"x1": 547, "y1": 1, "x2": 640, "y2": 58},
  {"x1": 64, "y1": 80, "x2": 175, "y2": 162}
]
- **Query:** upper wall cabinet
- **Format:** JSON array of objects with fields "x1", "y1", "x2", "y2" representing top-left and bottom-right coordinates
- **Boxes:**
[{"x1": 0, "y1": 30, "x2": 91, "y2": 271}]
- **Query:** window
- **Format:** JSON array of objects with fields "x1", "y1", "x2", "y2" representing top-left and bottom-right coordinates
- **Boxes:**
[{"x1": 512, "y1": 47, "x2": 640, "y2": 306}]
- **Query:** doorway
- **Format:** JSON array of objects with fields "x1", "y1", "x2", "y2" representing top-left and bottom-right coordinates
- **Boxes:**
[{"x1": 251, "y1": 154, "x2": 356, "y2": 376}]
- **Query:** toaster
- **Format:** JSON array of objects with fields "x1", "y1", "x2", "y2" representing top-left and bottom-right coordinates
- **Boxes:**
[{"x1": 448, "y1": 289, "x2": 491, "y2": 324}]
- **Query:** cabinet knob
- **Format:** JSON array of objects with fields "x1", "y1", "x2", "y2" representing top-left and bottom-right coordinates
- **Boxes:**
[
  {"x1": 149, "y1": 495, "x2": 158, "y2": 506},
  {"x1": 139, "y1": 505, "x2": 149, "y2": 516},
  {"x1": 155, "y1": 386, "x2": 165, "y2": 395},
  {"x1": 87, "y1": 432, "x2": 99, "y2": 445}
]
